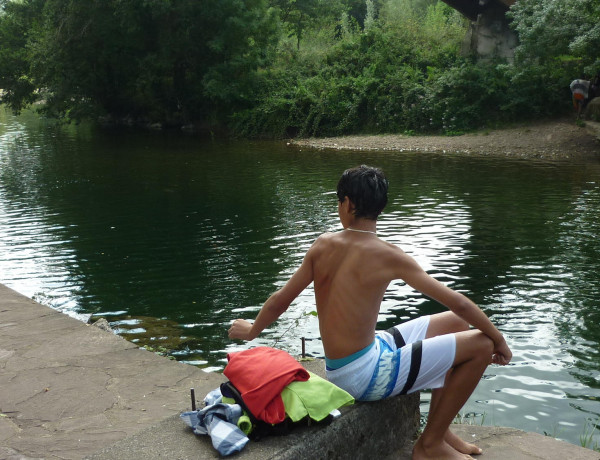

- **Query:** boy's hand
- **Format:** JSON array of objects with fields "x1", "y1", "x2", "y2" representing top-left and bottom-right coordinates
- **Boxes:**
[
  {"x1": 228, "y1": 319, "x2": 254, "y2": 341},
  {"x1": 492, "y1": 339, "x2": 512, "y2": 365}
]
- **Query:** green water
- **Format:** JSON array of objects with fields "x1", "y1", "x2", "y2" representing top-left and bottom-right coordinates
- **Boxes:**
[{"x1": 1, "y1": 108, "x2": 600, "y2": 447}]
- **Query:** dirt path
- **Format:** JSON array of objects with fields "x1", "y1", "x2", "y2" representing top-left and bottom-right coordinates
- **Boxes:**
[{"x1": 291, "y1": 118, "x2": 600, "y2": 160}]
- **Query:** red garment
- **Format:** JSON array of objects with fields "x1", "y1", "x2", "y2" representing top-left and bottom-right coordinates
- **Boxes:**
[{"x1": 224, "y1": 347, "x2": 309, "y2": 424}]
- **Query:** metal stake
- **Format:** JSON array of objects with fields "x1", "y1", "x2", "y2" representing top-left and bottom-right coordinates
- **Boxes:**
[{"x1": 190, "y1": 388, "x2": 196, "y2": 411}]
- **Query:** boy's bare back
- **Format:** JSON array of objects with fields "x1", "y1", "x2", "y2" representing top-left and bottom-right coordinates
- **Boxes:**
[{"x1": 308, "y1": 230, "x2": 402, "y2": 360}]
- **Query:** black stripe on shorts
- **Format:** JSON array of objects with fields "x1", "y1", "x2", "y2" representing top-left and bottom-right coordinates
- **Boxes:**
[
  {"x1": 385, "y1": 326, "x2": 406, "y2": 348},
  {"x1": 399, "y1": 341, "x2": 423, "y2": 395}
]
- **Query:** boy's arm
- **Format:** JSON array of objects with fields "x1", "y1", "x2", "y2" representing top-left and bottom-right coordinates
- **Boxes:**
[
  {"x1": 393, "y1": 250, "x2": 512, "y2": 364},
  {"x1": 228, "y1": 249, "x2": 315, "y2": 341}
]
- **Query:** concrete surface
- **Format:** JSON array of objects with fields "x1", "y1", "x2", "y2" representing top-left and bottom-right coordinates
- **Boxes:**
[
  {"x1": 0, "y1": 283, "x2": 224, "y2": 459},
  {"x1": 86, "y1": 365, "x2": 419, "y2": 460},
  {"x1": 382, "y1": 425, "x2": 600, "y2": 460},
  {"x1": 0, "y1": 283, "x2": 419, "y2": 459},
  {"x1": 445, "y1": 425, "x2": 599, "y2": 460},
  {"x1": 2, "y1": 281, "x2": 599, "y2": 459}
]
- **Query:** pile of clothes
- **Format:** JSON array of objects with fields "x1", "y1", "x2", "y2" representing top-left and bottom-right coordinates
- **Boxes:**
[{"x1": 181, "y1": 347, "x2": 355, "y2": 456}]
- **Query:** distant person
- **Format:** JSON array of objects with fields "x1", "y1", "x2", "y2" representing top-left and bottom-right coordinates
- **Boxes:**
[
  {"x1": 570, "y1": 78, "x2": 591, "y2": 119},
  {"x1": 229, "y1": 165, "x2": 512, "y2": 460}
]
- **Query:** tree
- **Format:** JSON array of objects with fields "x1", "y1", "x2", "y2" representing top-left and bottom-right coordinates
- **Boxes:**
[
  {"x1": 269, "y1": 0, "x2": 345, "y2": 50},
  {"x1": 0, "y1": 0, "x2": 44, "y2": 112},
  {"x1": 0, "y1": 0, "x2": 279, "y2": 125},
  {"x1": 508, "y1": 0, "x2": 600, "y2": 72}
]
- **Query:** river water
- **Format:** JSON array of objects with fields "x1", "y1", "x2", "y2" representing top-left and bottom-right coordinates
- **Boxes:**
[{"x1": 1, "y1": 108, "x2": 599, "y2": 447}]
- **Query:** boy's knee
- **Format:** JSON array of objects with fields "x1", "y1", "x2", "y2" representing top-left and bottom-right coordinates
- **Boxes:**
[
  {"x1": 454, "y1": 330, "x2": 493, "y2": 364},
  {"x1": 480, "y1": 333, "x2": 494, "y2": 353},
  {"x1": 473, "y1": 332, "x2": 494, "y2": 363}
]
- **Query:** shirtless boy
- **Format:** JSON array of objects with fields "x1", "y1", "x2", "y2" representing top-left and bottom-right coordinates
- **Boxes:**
[{"x1": 229, "y1": 165, "x2": 512, "y2": 460}]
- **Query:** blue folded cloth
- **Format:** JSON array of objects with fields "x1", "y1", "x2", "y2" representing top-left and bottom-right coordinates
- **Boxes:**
[{"x1": 180, "y1": 388, "x2": 249, "y2": 456}]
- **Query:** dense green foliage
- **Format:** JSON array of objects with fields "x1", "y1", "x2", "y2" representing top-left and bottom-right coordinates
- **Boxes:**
[
  {"x1": 509, "y1": 0, "x2": 600, "y2": 71},
  {"x1": 0, "y1": 0, "x2": 278, "y2": 125},
  {"x1": 1, "y1": 0, "x2": 599, "y2": 136},
  {"x1": 234, "y1": 0, "x2": 589, "y2": 137}
]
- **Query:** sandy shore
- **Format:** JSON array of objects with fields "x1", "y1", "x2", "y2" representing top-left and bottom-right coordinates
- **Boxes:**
[{"x1": 292, "y1": 118, "x2": 600, "y2": 160}]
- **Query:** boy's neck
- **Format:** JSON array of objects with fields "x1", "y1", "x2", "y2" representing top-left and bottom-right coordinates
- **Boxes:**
[
  {"x1": 345, "y1": 219, "x2": 377, "y2": 234},
  {"x1": 346, "y1": 227, "x2": 376, "y2": 235}
]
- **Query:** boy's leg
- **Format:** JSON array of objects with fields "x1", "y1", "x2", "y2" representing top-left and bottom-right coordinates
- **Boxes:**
[
  {"x1": 413, "y1": 330, "x2": 493, "y2": 460},
  {"x1": 428, "y1": 376, "x2": 482, "y2": 456},
  {"x1": 391, "y1": 311, "x2": 464, "y2": 348},
  {"x1": 425, "y1": 310, "x2": 469, "y2": 337},
  {"x1": 425, "y1": 313, "x2": 483, "y2": 455}
]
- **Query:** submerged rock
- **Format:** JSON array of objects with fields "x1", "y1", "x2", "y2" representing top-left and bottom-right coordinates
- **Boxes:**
[{"x1": 91, "y1": 317, "x2": 114, "y2": 333}]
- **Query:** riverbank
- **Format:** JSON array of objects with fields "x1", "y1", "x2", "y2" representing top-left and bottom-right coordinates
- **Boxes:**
[{"x1": 291, "y1": 118, "x2": 600, "y2": 160}]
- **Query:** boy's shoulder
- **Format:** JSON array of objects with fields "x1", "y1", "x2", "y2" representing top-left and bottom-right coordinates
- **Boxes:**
[
  {"x1": 311, "y1": 231, "x2": 339, "y2": 249},
  {"x1": 311, "y1": 231, "x2": 403, "y2": 255},
  {"x1": 315, "y1": 231, "x2": 339, "y2": 241},
  {"x1": 309, "y1": 231, "x2": 351, "y2": 251}
]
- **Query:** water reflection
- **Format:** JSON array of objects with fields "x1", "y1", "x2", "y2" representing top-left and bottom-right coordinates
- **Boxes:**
[{"x1": 1, "y1": 108, "x2": 600, "y2": 446}]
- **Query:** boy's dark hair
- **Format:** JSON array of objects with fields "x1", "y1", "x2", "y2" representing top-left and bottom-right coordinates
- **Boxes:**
[{"x1": 336, "y1": 165, "x2": 388, "y2": 220}]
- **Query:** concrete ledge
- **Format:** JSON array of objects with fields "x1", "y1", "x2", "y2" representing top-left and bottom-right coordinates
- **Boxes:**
[
  {"x1": 433, "y1": 425, "x2": 600, "y2": 460},
  {"x1": 0, "y1": 283, "x2": 224, "y2": 459},
  {"x1": 86, "y1": 359, "x2": 420, "y2": 460},
  {"x1": 0, "y1": 282, "x2": 419, "y2": 459}
]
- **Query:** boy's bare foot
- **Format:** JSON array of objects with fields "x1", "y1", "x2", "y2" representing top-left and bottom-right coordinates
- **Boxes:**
[
  {"x1": 445, "y1": 429, "x2": 483, "y2": 455},
  {"x1": 412, "y1": 437, "x2": 475, "y2": 460}
]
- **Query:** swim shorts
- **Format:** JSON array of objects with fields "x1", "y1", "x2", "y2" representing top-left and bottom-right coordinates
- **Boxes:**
[{"x1": 325, "y1": 315, "x2": 456, "y2": 401}]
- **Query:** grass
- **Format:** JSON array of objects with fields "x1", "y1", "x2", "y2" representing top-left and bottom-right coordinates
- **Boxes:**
[
  {"x1": 419, "y1": 410, "x2": 488, "y2": 429},
  {"x1": 542, "y1": 418, "x2": 600, "y2": 452},
  {"x1": 453, "y1": 411, "x2": 487, "y2": 426},
  {"x1": 580, "y1": 419, "x2": 600, "y2": 452}
]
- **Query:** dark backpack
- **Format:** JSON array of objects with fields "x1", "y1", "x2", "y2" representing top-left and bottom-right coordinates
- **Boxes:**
[{"x1": 219, "y1": 381, "x2": 333, "y2": 441}]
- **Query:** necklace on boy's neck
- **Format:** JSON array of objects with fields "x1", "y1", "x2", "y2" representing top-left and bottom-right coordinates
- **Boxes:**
[{"x1": 345, "y1": 227, "x2": 377, "y2": 235}]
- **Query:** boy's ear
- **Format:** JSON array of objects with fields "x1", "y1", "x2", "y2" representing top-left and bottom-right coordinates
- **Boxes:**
[
  {"x1": 342, "y1": 196, "x2": 356, "y2": 214},
  {"x1": 348, "y1": 199, "x2": 356, "y2": 213}
]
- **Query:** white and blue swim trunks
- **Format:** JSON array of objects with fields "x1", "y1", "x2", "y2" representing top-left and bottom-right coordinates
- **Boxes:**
[{"x1": 325, "y1": 315, "x2": 456, "y2": 401}]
